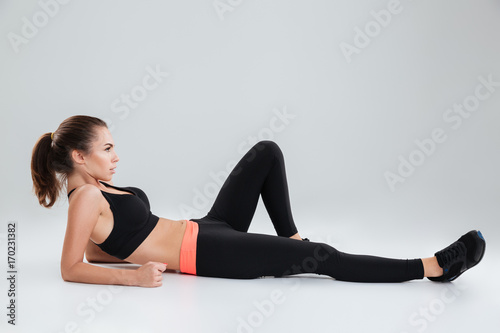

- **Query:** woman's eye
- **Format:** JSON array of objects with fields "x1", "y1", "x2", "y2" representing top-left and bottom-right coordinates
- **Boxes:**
[{"x1": 105, "y1": 147, "x2": 111, "y2": 152}]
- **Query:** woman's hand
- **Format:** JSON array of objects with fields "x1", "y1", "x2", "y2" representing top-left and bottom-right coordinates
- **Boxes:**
[{"x1": 135, "y1": 261, "x2": 168, "y2": 287}]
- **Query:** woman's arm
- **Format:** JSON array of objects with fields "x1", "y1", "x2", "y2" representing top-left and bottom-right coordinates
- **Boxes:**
[
  {"x1": 60, "y1": 185, "x2": 135, "y2": 285},
  {"x1": 62, "y1": 261, "x2": 137, "y2": 286}
]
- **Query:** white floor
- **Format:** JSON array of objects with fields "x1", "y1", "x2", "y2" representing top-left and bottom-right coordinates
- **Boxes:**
[
  {"x1": 2, "y1": 210, "x2": 499, "y2": 333},
  {"x1": 15, "y1": 263, "x2": 500, "y2": 333}
]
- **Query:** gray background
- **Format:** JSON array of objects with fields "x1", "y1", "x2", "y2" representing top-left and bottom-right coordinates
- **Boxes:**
[{"x1": 1, "y1": 1, "x2": 499, "y2": 332}]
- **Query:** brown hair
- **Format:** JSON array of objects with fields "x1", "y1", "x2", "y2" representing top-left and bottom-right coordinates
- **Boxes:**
[{"x1": 31, "y1": 115, "x2": 108, "y2": 208}]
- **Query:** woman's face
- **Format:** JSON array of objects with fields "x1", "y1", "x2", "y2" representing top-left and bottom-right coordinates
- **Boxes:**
[{"x1": 81, "y1": 126, "x2": 119, "y2": 181}]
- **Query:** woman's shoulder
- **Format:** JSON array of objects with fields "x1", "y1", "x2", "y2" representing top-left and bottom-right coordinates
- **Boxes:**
[
  {"x1": 66, "y1": 185, "x2": 105, "y2": 228},
  {"x1": 68, "y1": 184, "x2": 103, "y2": 203}
]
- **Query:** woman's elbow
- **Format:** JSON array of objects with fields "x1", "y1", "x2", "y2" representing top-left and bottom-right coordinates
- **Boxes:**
[
  {"x1": 60, "y1": 262, "x2": 78, "y2": 282},
  {"x1": 61, "y1": 268, "x2": 71, "y2": 282}
]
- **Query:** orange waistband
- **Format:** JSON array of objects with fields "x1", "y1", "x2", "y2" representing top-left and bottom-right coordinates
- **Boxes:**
[{"x1": 179, "y1": 219, "x2": 199, "y2": 275}]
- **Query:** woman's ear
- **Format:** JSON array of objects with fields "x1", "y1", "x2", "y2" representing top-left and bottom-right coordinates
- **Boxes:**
[{"x1": 71, "y1": 149, "x2": 86, "y2": 165}]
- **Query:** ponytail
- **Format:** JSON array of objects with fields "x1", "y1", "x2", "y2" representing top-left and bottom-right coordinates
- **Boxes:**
[{"x1": 31, "y1": 132, "x2": 60, "y2": 207}]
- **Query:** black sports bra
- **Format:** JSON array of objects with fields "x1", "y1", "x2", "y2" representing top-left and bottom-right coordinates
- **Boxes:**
[{"x1": 67, "y1": 181, "x2": 160, "y2": 260}]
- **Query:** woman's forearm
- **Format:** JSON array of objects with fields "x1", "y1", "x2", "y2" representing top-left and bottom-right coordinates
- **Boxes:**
[{"x1": 61, "y1": 261, "x2": 137, "y2": 286}]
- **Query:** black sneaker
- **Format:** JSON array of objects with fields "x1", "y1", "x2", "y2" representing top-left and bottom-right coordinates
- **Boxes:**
[{"x1": 428, "y1": 230, "x2": 486, "y2": 282}]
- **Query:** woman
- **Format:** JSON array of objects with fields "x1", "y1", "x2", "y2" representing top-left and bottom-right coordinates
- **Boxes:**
[{"x1": 31, "y1": 115, "x2": 485, "y2": 288}]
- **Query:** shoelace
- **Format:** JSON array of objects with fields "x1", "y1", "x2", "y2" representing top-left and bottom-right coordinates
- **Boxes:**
[{"x1": 439, "y1": 242, "x2": 466, "y2": 266}]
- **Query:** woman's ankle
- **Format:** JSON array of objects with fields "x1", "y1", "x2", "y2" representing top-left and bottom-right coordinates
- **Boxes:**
[
  {"x1": 289, "y1": 233, "x2": 302, "y2": 240},
  {"x1": 422, "y1": 257, "x2": 444, "y2": 277}
]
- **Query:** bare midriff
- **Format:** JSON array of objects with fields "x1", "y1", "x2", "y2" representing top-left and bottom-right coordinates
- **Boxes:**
[{"x1": 123, "y1": 217, "x2": 187, "y2": 270}]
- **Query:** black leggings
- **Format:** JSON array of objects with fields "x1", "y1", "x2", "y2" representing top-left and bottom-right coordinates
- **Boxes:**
[{"x1": 190, "y1": 140, "x2": 424, "y2": 282}]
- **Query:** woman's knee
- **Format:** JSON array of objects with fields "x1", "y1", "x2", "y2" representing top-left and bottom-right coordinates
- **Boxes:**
[
  {"x1": 254, "y1": 140, "x2": 283, "y2": 160},
  {"x1": 308, "y1": 243, "x2": 338, "y2": 263}
]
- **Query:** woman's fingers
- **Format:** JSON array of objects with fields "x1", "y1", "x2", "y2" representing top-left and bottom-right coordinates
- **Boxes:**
[{"x1": 136, "y1": 261, "x2": 168, "y2": 287}]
